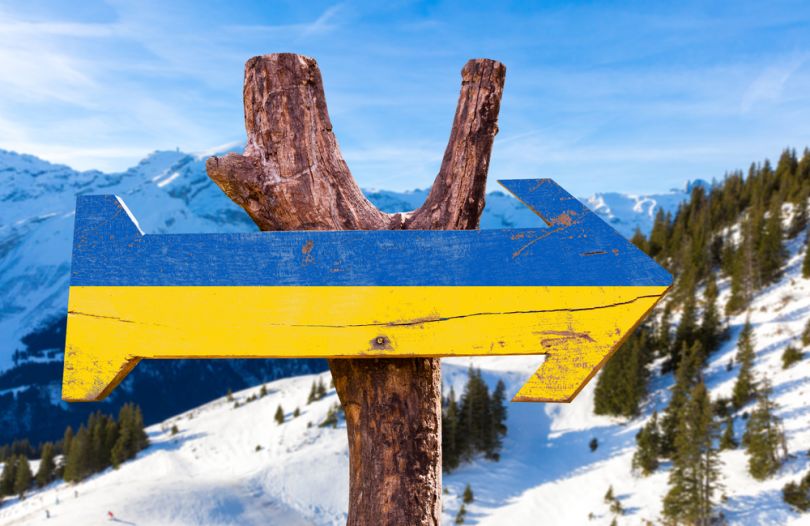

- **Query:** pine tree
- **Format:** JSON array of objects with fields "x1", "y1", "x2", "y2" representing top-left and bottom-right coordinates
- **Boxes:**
[
  {"x1": 458, "y1": 367, "x2": 494, "y2": 460},
  {"x1": 783, "y1": 470, "x2": 810, "y2": 512},
  {"x1": 604, "y1": 485, "x2": 614, "y2": 503},
  {"x1": 631, "y1": 227, "x2": 648, "y2": 252},
  {"x1": 316, "y1": 378, "x2": 327, "y2": 399},
  {"x1": 36, "y1": 443, "x2": 56, "y2": 487},
  {"x1": 307, "y1": 381, "x2": 317, "y2": 404},
  {"x1": 489, "y1": 379, "x2": 507, "y2": 458},
  {"x1": 632, "y1": 411, "x2": 661, "y2": 476},
  {"x1": 111, "y1": 406, "x2": 133, "y2": 468},
  {"x1": 111, "y1": 404, "x2": 149, "y2": 468},
  {"x1": 62, "y1": 426, "x2": 74, "y2": 461},
  {"x1": 720, "y1": 235, "x2": 736, "y2": 277},
  {"x1": 293, "y1": 407, "x2": 300, "y2": 418},
  {"x1": 803, "y1": 232, "x2": 810, "y2": 279},
  {"x1": 657, "y1": 303, "x2": 672, "y2": 362},
  {"x1": 319, "y1": 403, "x2": 340, "y2": 428},
  {"x1": 781, "y1": 345, "x2": 803, "y2": 369},
  {"x1": 649, "y1": 208, "x2": 669, "y2": 257},
  {"x1": 260, "y1": 384, "x2": 268, "y2": 398},
  {"x1": 758, "y1": 199, "x2": 786, "y2": 285},
  {"x1": 0, "y1": 455, "x2": 16, "y2": 496},
  {"x1": 726, "y1": 217, "x2": 759, "y2": 315},
  {"x1": 454, "y1": 503, "x2": 466, "y2": 524},
  {"x1": 699, "y1": 273, "x2": 723, "y2": 354},
  {"x1": 64, "y1": 425, "x2": 91, "y2": 482},
  {"x1": 719, "y1": 417, "x2": 737, "y2": 450},
  {"x1": 726, "y1": 251, "x2": 748, "y2": 315},
  {"x1": 442, "y1": 387, "x2": 461, "y2": 471},
  {"x1": 463, "y1": 483, "x2": 474, "y2": 504},
  {"x1": 133, "y1": 405, "x2": 149, "y2": 452},
  {"x1": 662, "y1": 382, "x2": 721, "y2": 526},
  {"x1": 274, "y1": 405, "x2": 284, "y2": 425},
  {"x1": 744, "y1": 380, "x2": 787, "y2": 480},
  {"x1": 787, "y1": 193, "x2": 807, "y2": 239},
  {"x1": 88, "y1": 412, "x2": 116, "y2": 472},
  {"x1": 444, "y1": 370, "x2": 508, "y2": 470},
  {"x1": 13, "y1": 455, "x2": 32, "y2": 499},
  {"x1": 661, "y1": 341, "x2": 703, "y2": 457},
  {"x1": 732, "y1": 320, "x2": 757, "y2": 410},
  {"x1": 673, "y1": 291, "x2": 698, "y2": 361},
  {"x1": 594, "y1": 328, "x2": 649, "y2": 417},
  {"x1": 104, "y1": 417, "x2": 119, "y2": 465}
]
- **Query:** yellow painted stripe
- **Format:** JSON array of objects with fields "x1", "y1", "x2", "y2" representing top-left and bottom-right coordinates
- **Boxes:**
[{"x1": 64, "y1": 286, "x2": 667, "y2": 402}]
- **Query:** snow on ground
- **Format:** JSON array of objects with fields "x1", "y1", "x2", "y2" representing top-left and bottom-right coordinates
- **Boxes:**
[
  {"x1": 1, "y1": 237, "x2": 810, "y2": 525},
  {"x1": 439, "y1": 233, "x2": 810, "y2": 525},
  {"x1": 0, "y1": 372, "x2": 350, "y2": 525}
]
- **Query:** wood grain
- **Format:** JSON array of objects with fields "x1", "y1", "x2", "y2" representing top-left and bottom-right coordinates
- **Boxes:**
[
  {"x1": 64, "y1": 185, "x2": 671, "y2": 404},
  {"x1": 207, "y1": 53, "x2": 505, "y2": 526}
]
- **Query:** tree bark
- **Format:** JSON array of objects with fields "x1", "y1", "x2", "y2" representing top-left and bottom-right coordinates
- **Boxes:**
[{"x1": 207, "y1": 52, "x2": 505, "y2": 526}]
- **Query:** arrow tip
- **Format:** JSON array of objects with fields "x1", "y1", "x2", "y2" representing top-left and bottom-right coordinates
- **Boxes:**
[
  {"x1": 497, "y1": 179, "x2": 592, "y2": 227},
  {"x1": 75, "y1": 195, "x2": 144, "y2": 240}
]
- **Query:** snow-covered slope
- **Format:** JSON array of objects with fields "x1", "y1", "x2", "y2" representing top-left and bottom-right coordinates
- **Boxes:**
[{"x1": 2, "y1": 224, "x2": 809, "y2": 525}]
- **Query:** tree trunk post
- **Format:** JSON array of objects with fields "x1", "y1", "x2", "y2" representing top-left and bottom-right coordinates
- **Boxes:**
[{"x1": 207, "y1": 53, "x2": 505, "y2": 526}]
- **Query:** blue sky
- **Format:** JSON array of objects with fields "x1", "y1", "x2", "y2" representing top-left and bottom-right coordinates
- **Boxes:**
[{"x1": 1, "y1": 1, "x2": 809, "y2": 195}]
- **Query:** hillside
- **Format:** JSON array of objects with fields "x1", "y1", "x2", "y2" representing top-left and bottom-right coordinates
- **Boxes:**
[{"x1": 1, "y1": 220, "x2": 808, "y2": 524}]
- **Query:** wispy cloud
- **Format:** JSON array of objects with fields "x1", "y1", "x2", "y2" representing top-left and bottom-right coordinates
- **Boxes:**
[
  {"x1": 224, "y1": 3, "x2": 343, "y2": 39},
  {"x1": 740, "y1": 55, "x2": 808, "y2": 112},
  {"x1": 0, "y1": 1, "x2": 809, "y2": 193},
  {"x1": 300, "y1": 3, "x2": 343, "y2": 38}
]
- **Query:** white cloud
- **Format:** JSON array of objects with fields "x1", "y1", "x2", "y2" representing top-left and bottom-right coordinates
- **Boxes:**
[
  {"x1": 299, "y1": 3, "x2": 343, "y2": 38},
  {"x1": 740, "y1": 55, "x2": 808, "y2": 112},
  {"x1": 223, "y1": 3, "x2": 344, "y2": 39}
]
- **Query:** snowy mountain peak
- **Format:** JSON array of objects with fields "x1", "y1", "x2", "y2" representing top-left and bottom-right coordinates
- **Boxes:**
[{"x1": 585, "y1": 184, "x2": 693, "y2": 236}]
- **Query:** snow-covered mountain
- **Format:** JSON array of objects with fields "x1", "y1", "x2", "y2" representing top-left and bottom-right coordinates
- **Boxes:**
[
  {"x1": 584, "y1": 179, "x2": 707, "y2": 238},
  {"x1": 1, "y1": 228, "x2": 808, "y2": 525},
  {"x1": 0, "y1": 147, "x2": 692, "y2": 372}
]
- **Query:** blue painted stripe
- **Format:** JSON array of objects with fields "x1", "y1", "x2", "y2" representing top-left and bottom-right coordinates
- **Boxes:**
[{"x1": 69, "y1": 180, "x2": 673, "y2": 288}]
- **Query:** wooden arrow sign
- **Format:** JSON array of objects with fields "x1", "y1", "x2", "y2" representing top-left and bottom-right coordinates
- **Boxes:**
[{"x1": 62, "y1": 178, "x2": 671, "y2": 403}]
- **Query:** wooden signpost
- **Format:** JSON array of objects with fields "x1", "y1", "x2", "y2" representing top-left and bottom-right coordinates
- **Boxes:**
[
  {"x1": 64, "y1": 178, "x2": 670, "y2": 402},
  {"x1": 62, "y1": 54, "x2": 671, "y2": 525}
]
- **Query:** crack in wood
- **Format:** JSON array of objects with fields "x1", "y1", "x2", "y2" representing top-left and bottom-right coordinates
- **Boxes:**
[
  {"x1": 67, "y1": 310, "x2": 136, "y2": 323},
  {"x1": 67, "y1": 294, "x2": 661, "y2": 331},
  {"x1": 267, "y1": 293, "x2": 663, "y2": 329},
  {"x1": 67, "y1": 310, "x2": 168, "y2": 328}
]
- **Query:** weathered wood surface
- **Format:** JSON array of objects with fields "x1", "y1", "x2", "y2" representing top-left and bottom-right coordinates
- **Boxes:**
[
  {"x1": 67, "y1": 182, "x2": 672, "y2": 288},
  {"x1": 63, "y1": 178, "x2": 671, "y2": 401},
  {"x1": 210, "y1": 53, "x2": 503, "y2": 526}
]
